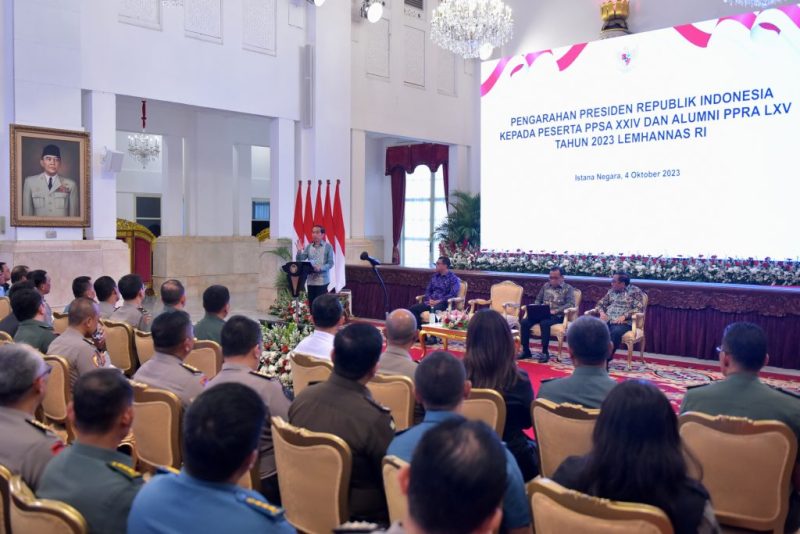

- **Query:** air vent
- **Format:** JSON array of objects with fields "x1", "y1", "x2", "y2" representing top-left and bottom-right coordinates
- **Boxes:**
[{"x1": 404, "y1": 0, "x2": 423, "y2": 9}]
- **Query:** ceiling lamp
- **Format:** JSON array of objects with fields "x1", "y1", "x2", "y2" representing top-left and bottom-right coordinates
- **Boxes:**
[
  {"x1": 361, "y1": 0, "x2": 384, "y2": 23},
  {"x1": 430, "y1": 0, "x2": 513, "y2": 59},
  {"x1": 723, "y1": 0, "x2": 781, "y2": 7},
  {"x1": 128, "y1": 100, "x2": 161, "y2": 169}
]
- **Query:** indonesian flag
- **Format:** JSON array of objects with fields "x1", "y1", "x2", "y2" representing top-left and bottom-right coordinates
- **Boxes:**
[
  {"x1": 303, "y1": 180, "x2": 314, "y2": 245},
  {"x1": 332, "y1": 179, "x2": 346, "y2": 292},
  {"x1": 293, "y1": 181, "x2": 305, "y2": 250},
  {"x1": 323, "y1": 181, "x2": 336, "y2": 289},
  {"x1": 313, "y1": 180, "x2": 323, "y2": 226}
]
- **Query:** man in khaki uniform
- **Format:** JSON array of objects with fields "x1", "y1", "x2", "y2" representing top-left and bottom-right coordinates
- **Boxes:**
[
  {"x1": 47, "y1": 298, "x2": 113, "y2": 388},
  {"x1": 111, "y1": 274, "x2": 152, "y2": 332},
  {"x1": 0, "y1": 344, "x2": 64, "y2": 490},
  {"x1": 23, "y1": 144, "x2": 78, "y2": 217},
  {"x1": 378, "y1": 309, "x2": 419, "y2": 380},
  {"x1": 132, "y1": 310, "x2": 205, "y2": 409},
  {"x1": 13, "y1": 287, "x2": 56, "y2": 354},
  {"x1": 94, "y1": 276, "x2": 120, "y2": 319},
  {"x1": 206, "y1": 315, "x2": 291, "y2": 503},
  {"x1": 290, "y1": 323, "x2": 395, "y2": 523}
]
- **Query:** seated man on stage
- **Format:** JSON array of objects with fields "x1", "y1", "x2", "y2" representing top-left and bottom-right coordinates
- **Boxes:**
[
  {"x1": 408, "y1": 256, "x2": 461, "y2": 328},
  {"x1": 518, "y1": 267, "x2": 576, "y2": 363},
  {"x1": 586, "y1": 271, "x2": 645, "y2": 361}
]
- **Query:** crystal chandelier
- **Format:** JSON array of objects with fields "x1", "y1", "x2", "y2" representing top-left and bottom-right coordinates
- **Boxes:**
[
  {"x1": 722, "y1": 0, "x2": 781, "y2": 7},
  {"x1": 430, "y1": 0, "x2": 513, "y2": 59},
  {"x1": 128, "y1": 100, "x2": 161, "y2": 169}
]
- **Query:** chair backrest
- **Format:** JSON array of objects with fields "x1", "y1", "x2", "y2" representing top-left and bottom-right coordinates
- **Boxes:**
[
  {"x1": 290, "y1": 352, "x2": 333, "y2": 396},
  {"x1": 0, "y1": 331, "x2": 12, "y2": 345},
  {"x1": 462, "y1": 388, "x2": 506, "y2": 435},
  {"x1": 134, "y1": 330, "x2": 155, "y2": 366},
  {"x1": 532, "y1": 399, "x2": 600, "y2": 477},
  {"x1": 100, "y1": 319, "x2": 138, "y2": 376},
  {"x1": 52, "y1": 312, "x2": 69, "y2": 335},
  {"x1": 185, "y1": 339, "x2": 222, "y2": 379},
  {"x1": 8, "y1": 475, "x2": 88, "y2": 534},
  {"x1": 271, "y1": 416, "x2": 352, "y2": 534},
  {"x1": 0, "y1": 464, "x2": 12, "y2": 534},
  {"x1": 679, "y1": 412, "x2": 797, "y2": 532},
  {"x1": 42, "y1": 356, "x2": 73, "y2": 441},
  {"x1": 132, "y1": 385, "x2": 182, "y2": 471},
  {"x1": 367, "y1": 374, "x2": 415, "y2": 431},
  {"x1": 0, "y1": 298, "x2": 10, "y2": 323},
  {"x1": 449, "y1": 280, "x2": 469, "y2": 311},
  {"x1": 529, "y1": 477, "x2": 673, "y2": 534},
  {"x1": 382, "y1": 455, "x2": 409, "y2": 524},
  {"x1": 490, "y1": 281, "x2": 524, "y2": 315}
]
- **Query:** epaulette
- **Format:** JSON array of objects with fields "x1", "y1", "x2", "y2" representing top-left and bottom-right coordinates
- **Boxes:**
[
  {"x1": 249, "y1": 370, "x2": 273, "y2": 381},
  {"x1": 236, "y1": 492, "x2": 285, "y2": 520},
  {"x1": 82, "y1": 337, "x2": 96, "y2": 347},
  {"x1": 366, "y1": 396, "x2": 392, "y2": 415},
  {"x1": 540, "y1": 377, "x2": 559, "y2": 384},
  {"x1": 155, "y1": 465, "x2": 180, "y2": 476},
  {"x1": 108, "y1": 461, "x2": 143, "y2": 480},
  {"x1": 181, "y1": 363, "x2": 202, "y2": 374},
  {"x1": 38, "y1": 323, "x2": 54, "y2": 330},
  {"x1": 685, "y1": 382, "x2": 712, "y2": 390},
  {"x1": 26, "y1": 418, "x2": 54, "y2": 434},
  {"x1": 772, "y1": 386, "x2": 800, "y2": 400}
]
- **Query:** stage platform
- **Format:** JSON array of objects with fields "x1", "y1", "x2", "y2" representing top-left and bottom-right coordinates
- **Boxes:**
[{"x1": 345, "y1": 265, "x2": 800, "y2": 369}]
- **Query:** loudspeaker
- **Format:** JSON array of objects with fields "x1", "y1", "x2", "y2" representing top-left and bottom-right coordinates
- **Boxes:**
[
  {"x1": 101, "y1": 148, "x2": 125, "y2": 173},
  {"x1": 302, "y1": 44, "x2": 315, "y2": 129}
]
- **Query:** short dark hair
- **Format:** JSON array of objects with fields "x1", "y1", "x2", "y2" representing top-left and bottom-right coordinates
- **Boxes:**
[
  {"x1": 29, "y1": 270, "x2": 48, "y2": 290},
  {"x1": 0, "y1": 344, "x2": 43, "y2": 406},
  {"x1": 67, "y1": 298, "x2": 99, "y2": 327},
  {"x1": 73, "y1": 369, "x2": 133, "y2": 434},
  {"x1": 11, "y1": 288, "x2": 43, "y2": 321},
  {"x1": 202, "y1": 285, "x2": 230, "y2": 314},
  {"x1": 10, "y1": 265, "x2": 29, "y2": 284},
  {"x1": 94, "y1": 276, "x2": 118, "y2": 302},
  {"x1": 7, "y1": 281, "x2": 34, "y2": 300},
  {"x1": 550, "y1": 266, "x2": 566, "y2": 277},
  {"x1": 312, "y1": 224, "x2": 325, "y2": 234},
  {"x1": 221, "y1": 315, "x2": 262, "y2": 357},
  {"x1": 160, "y1": 279, "x2": 185, "y2": 306},
  {"x1": 118, "y1": 274, "x2": 144, "y2": 301},
  {"x1": 151, "y1": 310, "x2": 192, "y2": 351},
  {"x1": 332, "y1": 323, "x2": 382, "y2": 380},
  {"x1": 311, "y1": 294, "x2": 343, "y2": 328},
  {"x1": 415, "y1": 351, "x2": 465, "y2": 410},
  {"x1": 613, "y1": 271, "x2": 631, "y2": 286},
  {"x1": 437, "y1": 256, "x2": 451, "y2": 268},
  {"x1": 71, "y1": 276, "x2": 92, "y2": 299},
  {"x1": 567, "y1": 316, "x2": 611, "y2": 365},
  {"x1": 183, "y1": 383, "x2": 265, "y2": 482},
  {"x1": 408, "y1": 417, "x2": 506, "y2": 534},
  {"x1": 721, "y1": 322, "x2": 768, "y2": 372}
]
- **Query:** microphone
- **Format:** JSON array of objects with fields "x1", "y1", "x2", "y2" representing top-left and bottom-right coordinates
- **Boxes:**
[{"x1": 360, "y1": 251, "x2": 381, "y2": 267}]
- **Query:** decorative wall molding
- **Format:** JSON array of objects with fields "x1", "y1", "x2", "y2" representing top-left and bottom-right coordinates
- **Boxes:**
[
  {"x1": 184, "y1": 0, "x2": 223, "y2": 44},
  {"x1": 366, "y1": 18, "x2": 391, "y2": 79},
  {"x1": 118, "y1": 0, "x2": 162, "y2": 31},
  {"x1": 243, "y1": 0, "x2": 277, "y2": 55},
  {"x1": 403, "y1": 26, "x2": 425, "y2": 87},
  {"x1": 437, "y1": 47, "x2": 456, "y2": 96}
]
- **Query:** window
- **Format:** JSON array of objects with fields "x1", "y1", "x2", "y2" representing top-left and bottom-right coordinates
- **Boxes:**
[
  {"x1": 401, "y1": 165, "x2": 447, "y2": 268},
  {"x1": 251, "y1": 200, "x2": 270, "y2": 237},
  {"x1": 135, "y1": 196, "x2": 161, "y2": 237}
]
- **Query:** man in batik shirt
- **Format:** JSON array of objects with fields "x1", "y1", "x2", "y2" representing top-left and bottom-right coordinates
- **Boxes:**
[
  {"x1": 408, "y1": 256, "x2": 461, "y2": 328},
  {"x1": 587, "y1": 271, "x2": 645, "y2": 361}
]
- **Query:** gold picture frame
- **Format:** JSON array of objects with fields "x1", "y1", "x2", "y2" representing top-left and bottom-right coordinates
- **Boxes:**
[{"x1": 10, "y1": 124, "x2": 91, "y2": 227}]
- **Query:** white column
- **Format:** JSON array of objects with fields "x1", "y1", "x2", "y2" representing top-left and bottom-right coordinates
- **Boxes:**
[
  {"x1": 350, "y1": 129, "x2": 366, "y2": 238},
  {"x1": 269, "y1": 118, "x2": 296, "y2": 239},
  {"x1": 81, "y1": 91, "x2": 117, "y2": 240},
  {"x1": 233, "y1": 144, "x2": 253, "y2": 237},
  {"x1": 448, "y1": 144, "x2": 473, "y2": 195},
  {"x1": 193, "y1": 113, "x2": 234, "y2": 236},
  {"x1": 161, "y1": 134, "x2": 185, "y2": 237}
]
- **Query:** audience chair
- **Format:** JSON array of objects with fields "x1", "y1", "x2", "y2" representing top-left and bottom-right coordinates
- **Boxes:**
[
  {"x1": 367, "y1": 374, "x2": 415, "y2": 431},
  {"x1": 236, "y1": 464, "x2": 261, "y2": 492},
  {"x1": 532, "y1": 399, "x2": 600, "y2": 477},
  {"x1": 185, "y1": 339, "x2": 222, "y2": 380},
  {"x1": 132, "y1": 385, "x2": 182, "y2": 472},
  {"x1": 468, "y1": 281, "x2": 523, "y2": 325},
  {"x1": 382, "y1": 455, "x2": 409, "y2": 525},
  {"x1": 290, "y1": 352, "x2": 333, "y2": 396},
  {"x1": 100, "y1": 319, "x2": 138, "y2": 376},
  {"x1": 0, "y1": 463, "x2": 12, "y2": 534},
  {"x1": 52, "y1": 312, "x2": 69, "y2": 335},
  {"x1": 415, "y1": 280, "x2": 469, "y2": 315},
  {"x1": 0, "y1": 331, "x2": 12, "y2": 345},
  {"x1": 679, "y1": 412, "x2": 797, "y2": 533},
  {"x1": 133, "y1": 330, "x2": 155, "y2": 366},
  {"x1": 271, "y1": 416, "x2": 352, "y2": 534},
  {"x1": 521, "y1": 289, "x2": 583, "y2": 360},
  {"x1": 42, "y1": 355, "x2": 75, "y2": 443},
  {"x1": 8, "y1": 475, "x2": 87, "y2": 534},
  {"x1": 621, "y1": 293, "x2": 648, "y2": 370},
  {"x1": 462, "y1": 388, "x2": 507, "y2": 436},
  {"x1": 528, "y1": 477, "x2": 673, "y2": 534},
  {"x1": 0, "y1": 297, "x2": 10, "y2": 323}
]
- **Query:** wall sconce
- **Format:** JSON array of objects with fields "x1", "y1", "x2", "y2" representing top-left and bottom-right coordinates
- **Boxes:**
[
  {"x1": 361, "y1": 0, "x2": 384, "y2": 23},
  {"x1": 600, "y1": 0, "x2": 630, "y2": 39}
]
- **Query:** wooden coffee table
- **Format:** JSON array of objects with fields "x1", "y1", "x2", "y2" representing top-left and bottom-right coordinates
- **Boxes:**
[{"x1": 419, "y1": 324, "x2": 520, "y2": 357}]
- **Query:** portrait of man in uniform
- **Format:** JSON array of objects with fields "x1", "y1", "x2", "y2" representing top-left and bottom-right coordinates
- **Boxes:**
[{"x1": 10, "y1": 124, "x2": 91, "y2": 228}]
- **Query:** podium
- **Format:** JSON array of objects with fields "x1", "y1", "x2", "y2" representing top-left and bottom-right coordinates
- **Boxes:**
[{"x1": 282, "y1": 261, "x2": 314, "y2": 299}]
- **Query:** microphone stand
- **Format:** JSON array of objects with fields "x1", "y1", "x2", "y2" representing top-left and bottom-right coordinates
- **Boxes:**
[{"x1": 369, "y1": 264, "x2": 390, "y2": 319}]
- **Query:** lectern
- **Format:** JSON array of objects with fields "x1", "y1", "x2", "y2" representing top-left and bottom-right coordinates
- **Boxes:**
[{"x1": 282, "y1": 261, "x2": 314, "y2": 299}]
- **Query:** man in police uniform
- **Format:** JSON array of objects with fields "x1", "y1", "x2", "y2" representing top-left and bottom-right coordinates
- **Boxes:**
[
  {"x1": 0, "y1": 344, "x2": 64, "y2": 490},
  {"x1": 111, "y1": 274, "x2": 152, "y2": 332},
  {"x1": 290, "y1": 323, "x2": 394, "y2": 523},
  {"x1": 206, "y1": 315, "x2": 290, "y2": 504},
  {"x1": 537, "y1": 316, "x2": 618, "y2": 408},
  {"x1": 681, "y1": 322, "x2": 800, "y2": 533},
  {"x1": 22, "y1": 144, "x2": 79, "y2": 218},
  {"x1": 12, "y1": 286, "x2": 56, "y2": 353},
  {"x1": 94, "y1": 276, "x2": 120, "y2": 319},
  {"x1": 128, "y1": 384, "x2": 293, "y2": 533},
  {"x1": 30, "y1": 269, "x2": 54, "y2": 326},
  {"x1": 193, "y1": 284, "x2": 230, "y2": 344},
  {"x1": 132, "y1": 310, "x2": 205, "y2": 409},
  {"x1": 47, "y1": 298, "x2": 113, "y2": 388},
  {"x1": 38, "y1": 369, "x2": 143, "y2": 534}
]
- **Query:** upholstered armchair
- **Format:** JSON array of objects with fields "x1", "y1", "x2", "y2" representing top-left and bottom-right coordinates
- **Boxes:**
[
  {"x1": 621, "y1": 293, "x2": 649, "y2": 369},
  {"x1": 415, "y1": 280, "x2": 469, "y2": 311},
  {"x1": 467, "y1": 280, "x2": 523, "y2": 326}
]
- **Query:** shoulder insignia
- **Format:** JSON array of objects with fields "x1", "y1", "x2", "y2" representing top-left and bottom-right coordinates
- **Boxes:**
[
  {"x1": 772, "y1": 386, "x2": 800, "y2": 400},
  {"x1": 366, "y1": 396, "x2": 392, "y2": 415},
  {"x1": 82, "y1": 337, "x2": 96, "y2": 347},
  {"x1": 249, "y1": 370, "x2": 273, "y2": 381},
  {"x1": 155, "y1": 465, "x2": 180, "y2": 476},
  {"x1": 685, "y1": 382, "x2": 712, "y2": 390},
  {"x1": 108, "y1": 461, "x2": 143, "y2": 480},
  {"x1": 26, "y1": 418, "x2": 54, "y2": 434},
  {"x1": 181, "y1": 363, "x2": 202, "y2": 374},
  {"x1": 237, "y1": 492, "x2": 285, "y2": 520},
  {"x1": 38, "y1": 323, "x2": 54, "y2": 331}
]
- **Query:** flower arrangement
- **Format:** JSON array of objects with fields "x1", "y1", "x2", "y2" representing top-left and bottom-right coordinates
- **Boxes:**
[
  {"x1": 259, "y1": 292, "x2": 315, "y2": 390},
  {"x1": 441, "y1": 309, "x2": 470, "y2": 331},
  {"x1": 440, "y1": 242, "x2": 800, "y2": 286}
]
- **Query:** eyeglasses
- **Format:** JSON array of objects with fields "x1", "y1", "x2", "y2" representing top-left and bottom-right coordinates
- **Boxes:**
[{"x1": 715, "y1": 346, "x2": 726, "y2": 354}]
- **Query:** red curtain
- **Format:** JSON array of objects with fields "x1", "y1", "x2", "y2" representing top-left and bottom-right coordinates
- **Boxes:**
[{"x1": 385, "y1": 143, "x2": 450, "y2": 264}]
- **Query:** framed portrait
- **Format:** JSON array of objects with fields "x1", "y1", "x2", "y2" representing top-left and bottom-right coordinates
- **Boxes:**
[{"x1": 10, "y1": 124, "x2": 91, "y2": 227}]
